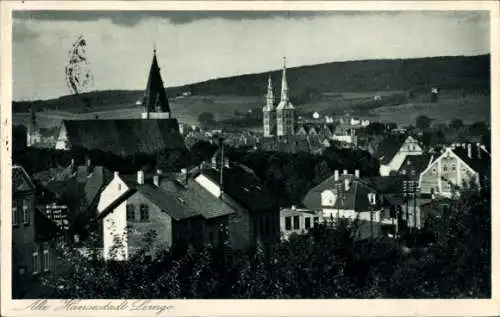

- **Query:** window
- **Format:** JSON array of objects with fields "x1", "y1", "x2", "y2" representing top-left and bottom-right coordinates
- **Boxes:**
[
  {"x1": 12, "y1": 203, "x2": 19, "y2": 226},
  {"x1": 305, "y1": 217, "x2": 311, "y2": 229},
  {"x1": 443, "y1": 165, "x2": 448, "y2": 172},
  {"x1": 432, "y1": 168, "x2": 437, "y2": 175},
  {"x1": 209, "y1": 231, "x2": 214, "y2": 245},
  {"x1": 285, "y1": 217, "x2": 292, "y2": 230},
  {"x1": 126, "y1": 205, "x2": 135, "y2": 221},
  {"x1": 22, "y1": 199, "x2": 30, "y2": 224},
  {"x1": 293, "y1": 216, "x2": 300, "y2": 230},
  {"x1": 452, "y1": 164, "x2": 456, "y2": 171},
  {"x1": 43, "y1": 244, "x2": 50, "y2": 272},
  {"x1": 139, "y1": 204, "x2": 149, "y2": 221},
  {"x1": 32, "y1": 248, "x2": 39, "y2": 275}
]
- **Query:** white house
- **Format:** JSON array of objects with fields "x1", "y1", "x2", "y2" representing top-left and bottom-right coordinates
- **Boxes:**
[
  {"x1": 302, "y1": 170, "x2": 396, "y2": 239},
  {"x1": 418, "y1": 143, "x2": 489, "y2": 199},
  {"x1": 280, "y1": 206, "x2": 323, "y2": 240},
  {"x1": 375, "y1": 135, "x2": 423, "y2": 176}
]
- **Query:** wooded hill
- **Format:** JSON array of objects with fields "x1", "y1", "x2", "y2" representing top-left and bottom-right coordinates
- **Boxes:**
[{"x1": 13, "y1": 54, "x2": 490, "y2": 113}]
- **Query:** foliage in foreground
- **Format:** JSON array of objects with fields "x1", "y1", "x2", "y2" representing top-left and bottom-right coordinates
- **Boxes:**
[{"x1": 39, "y1": 183, "x2": 490, "y2": 299}]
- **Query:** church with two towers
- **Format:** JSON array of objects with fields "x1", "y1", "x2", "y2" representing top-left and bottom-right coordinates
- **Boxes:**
[{"x1": 263, "y1": 57, "x2": 295, "y2": 138}]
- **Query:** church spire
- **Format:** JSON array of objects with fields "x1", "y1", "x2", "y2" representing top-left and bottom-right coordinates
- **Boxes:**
[
  {"x1": 280, "y1": 56, "x2": 289, "y2": 103},
  {"x1": 265, "y1": 75, "x2": 274, "y2": 109},
  {"x1": 141, "y1": 49, "x2": 171, "y2": 119}
]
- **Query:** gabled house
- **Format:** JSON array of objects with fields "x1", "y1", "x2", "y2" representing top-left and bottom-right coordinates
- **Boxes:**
[
  {"x1": 96, "y1": 158, "x2": 280, "y2": 261},
  {"x1": 302, "y1": 170, "x2": 396, "y2": 239},
  {"x1": 96, "y1": 170, "x2": 233, "y2": 261},
  {"x1": 418, "y1": 143, "x2": 490, "y2": 199},
  {"x1": 396, "y1": 154, "x2": 434, "y2": 179},
  {"x1": 375, "y1": 134, "x2": 423, "y2": 176},
  {"x1": 195, "y1": 158, "x2": 281, "y2": 249},
  {"x1": 12, "y1": 165, "x2": 64, "y2": 298}
]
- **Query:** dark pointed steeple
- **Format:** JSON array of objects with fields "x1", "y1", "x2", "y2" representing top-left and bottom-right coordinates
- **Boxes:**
[{"x1": 142, "y1": 49, "x2": 171, "y2": 117}]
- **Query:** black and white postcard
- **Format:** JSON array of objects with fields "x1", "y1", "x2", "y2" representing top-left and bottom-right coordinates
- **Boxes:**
[{"x1": 1, "y1": 1, "x2": 499, "y2": 316}]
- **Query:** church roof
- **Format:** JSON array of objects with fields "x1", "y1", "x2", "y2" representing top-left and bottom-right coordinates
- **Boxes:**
[
  {"x1": 142, "y1": 51, "x2": 171, "y2": 114},
  {"x1": 61, "y1": 119, "x2": 185, "y2": 156}
]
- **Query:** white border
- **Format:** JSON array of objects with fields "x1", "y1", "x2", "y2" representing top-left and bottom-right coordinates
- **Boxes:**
[{"x1": 1, "y1": 1, "x2": 499, "y2": 316}]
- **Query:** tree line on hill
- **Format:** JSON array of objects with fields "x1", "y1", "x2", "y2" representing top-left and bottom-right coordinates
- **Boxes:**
[
  {"x1": 12, "y1": 54, "x2": 489, "y2": 114},
  {"x1": 37, "y1": 181, "x2": 490, "y2": 299}
]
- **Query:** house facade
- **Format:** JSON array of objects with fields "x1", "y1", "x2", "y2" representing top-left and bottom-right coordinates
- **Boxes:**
[
  {"x1": 418, "y1": 143, "x2": 489, "y2": 198},
  {"x1": 376, "y1": 135, "x2": 423, "y2": 176},
  {"x1": 12, "y1": 165, "x2": 63, "y2": 298},
  {"x1": 302, "y1": 170, "x2": 397, "y2": 239},
  {"x1": 280, "y1": 207, "x2": 323, "y2": 240},
  {"x1": 195, "y1": 159, "x2": 281, "y2": 249}
]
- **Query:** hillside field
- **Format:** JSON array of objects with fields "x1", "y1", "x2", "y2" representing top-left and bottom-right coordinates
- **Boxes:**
[
  {"x1": 13, "y1": 91, "x2": 490, "y2": 132},
  {"x1": 12, "y1": 54, "x2": 490, "y2": 130}
]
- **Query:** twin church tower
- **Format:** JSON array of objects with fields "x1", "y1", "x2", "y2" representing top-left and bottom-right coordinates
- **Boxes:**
[{"x1": 263, "y1": 57, "x2": 295, "y2": 138}]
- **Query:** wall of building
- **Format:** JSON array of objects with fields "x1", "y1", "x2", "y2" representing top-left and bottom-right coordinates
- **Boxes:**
[
  {"x1": 280, "y1": 208, "x2": 322, "y2": 240},
  {"x1": 322, "y1": 208, "x2": 382, "y2": 223},
  {"x1": 126, "y1": 191, "x2": 173, "y2": 256},
  {"x1": 12, "y1": 193, "x2": 36, "y2": 275},
  {"x1": 98, "y1": 176, "x2": 129, "y2": 261},
  {"x1": 263, "y1": 110, "x2": 276, "y2": 137},
  {"x1": 419, "y1": 150, "x2": 478, "y2": 198},
  {"x1": 54, "y1": 124, "x2": 68, "y2": 150},
  {"x1": 380, "y1": 136, "x2": 423, "y2": 176}
]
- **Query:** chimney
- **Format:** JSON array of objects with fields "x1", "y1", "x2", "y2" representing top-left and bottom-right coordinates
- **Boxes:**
[
  {"x1": 343, "y1": 169, "x2": 348, "y2": 175},
  {"x1": 86, "y1": 157, "x2": 91, "y2": 167},
  {"x1": 476, "y1": 143, "x2": 482, "y2": 159},
  {"x1": 211, "y1": 156, "x2": 217, "y2": 169},
  {"x1": 114, "y1": 171, "x2": 119, "y2": 178},
  {"x1": 355, "y1": 169, "x2": 360, "y2": 178},
  {"x1": 70, "y1": 158, "x2": 75, "y2": 166},
  {"x1": 153, "y1": 175, "x2": 160, "y2": 187},
  {"x1": 224, "y1": 157, "x2": 230, "y2": 168},
  {"x1": 334, "y1": 170, "x2": 339, "y2": 181},
  {"x1": 137, "y1": 170, "x2": 144, "y2": 185},
  {"x1": 467, "y1": 143, "x2": 472, "y2": 159},
  {"x1": 344, "y1": 178, "x2": 350, "y2": 191},
  {"x1": 180, "y1": 168, "x2": 188, "y2": 185}
]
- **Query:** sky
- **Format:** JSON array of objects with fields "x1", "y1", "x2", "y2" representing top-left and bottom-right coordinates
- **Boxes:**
[{"x1": 12, "y1": 10, "x2": 490, "y2": 101}]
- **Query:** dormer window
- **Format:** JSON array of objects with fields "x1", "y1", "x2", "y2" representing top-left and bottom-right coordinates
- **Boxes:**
[
  {"x1": 367, "y1": 193, "x2": 377, "y2": 205},
  {"x1": 321, "y1": 190, "x2": 337, "y2": 207}
]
